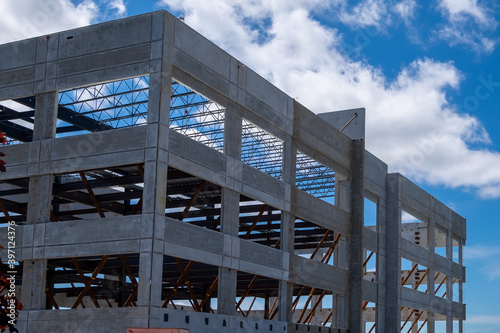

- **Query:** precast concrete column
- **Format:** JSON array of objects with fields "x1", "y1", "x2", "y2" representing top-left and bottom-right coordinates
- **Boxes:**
[
  {"x1": 385, "y1": 173, "x2": 402, "y2": 330},
  {"x1": 138, "y1": 12, "x2": 172, "y2": 316},
  {"x1": 349, "y1": 139, "x2": 365, "y2": 332},
  {"x1": 21, "y1": 91, "x2": 58, "y2": 309},
  {"x1": 279, "y1": 138, "x2": 295, "y2": 322},
  {"x1": 427, "y1": 198, "x2": 436, "y2": 333},
  {"x1": 217, "y1": 93, "x2": 242, "y2": 316},
  {"x1": 376, "y1": 194, "x2": 387, "y2": 333},
  {"x1": 446, "y1": 230, "x2": 453, "y2": 333},
  {"x1": 334, "y1": 174, "x2": 350, "y2": 329},
  {"x1": 218, "y1": 189, "x2": 239, "y2": 316}
]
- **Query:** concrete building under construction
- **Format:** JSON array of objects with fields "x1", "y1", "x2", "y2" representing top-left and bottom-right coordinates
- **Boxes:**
[{"x1": 0, "y1": 10, "x2": 466, "y2": 333}]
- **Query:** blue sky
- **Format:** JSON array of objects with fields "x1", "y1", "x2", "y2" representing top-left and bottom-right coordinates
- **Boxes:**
[{"x1": 1, "y1": 0, "x2": 500, "y2": 331}]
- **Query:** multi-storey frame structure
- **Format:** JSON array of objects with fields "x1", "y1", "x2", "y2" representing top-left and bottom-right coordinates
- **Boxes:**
[{"x1": 0, "y1": 10, "x2": 466, "y2": 333}]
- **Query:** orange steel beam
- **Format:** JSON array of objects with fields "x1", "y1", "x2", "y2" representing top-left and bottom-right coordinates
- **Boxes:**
[
  {"x1": 407, "y1": 311, "x2": 424, "y2": 332},
  {"x1": 45, "y1": 289, "x2": 60, "y2": 309},
  {"x1": 272, "y1": 233, "x2": 341, "y2": 321},
  {"x1": 297, "y1": 286, "x2": 316, "y2": 323},
  {"x1": 416, "y1": 319, "x2": 427, "y2": 333},
  {"x1": 71, "y1": 257, "x2": 101, "y2": 308},
  {"x1": 72, "y1": 255, "x2": 110, "y2": 308},
  {"x1": 368, "y1": 323, "x2": 376, "y2": 333},
  {"x1": 198, "y1": 276, "x2": 218, "y2": 309},
  {"x1": 401, "y1": 264, "x2": 418, "y2": 286},
  {"x1": 415, "y1": 270, "x2": 428, "y2": 289},
  {"x1": 294, "y1": 233, "x2": 341, "y2": 321},
  {"x1": 244, "y1": 297, "x2": 257, "y2": 317},
  {"x1": 241, "y1": 204, "x2": 268, "y2": 239},
  {"x1": 236, "y1": 275, "x2": 259, "y2": 309},
  {"x1": 120, "y1": 254, "x2": 139, "y2": 307},
  {"x1": 322, "y1": 310, "x2": 333, "y2": 326},
  {"x1": 162, "y1": 261, "x2": 195, "y2": 308},
  {"x1": 175, "y1": 258, "x2": 201, "y2": 311},
  {"x1": 269, "y1": 296, "x2": 278, "y2": 317},
  {"x1": 181, "y1": 180, "x2": 207, "y2": 220},
  {"x1": 79, "y1": 171, "x2": 105, "y2": 218},
  {"x1": 363, "y1": 251, "x2": 375, "y2": 268},
  {"x1": 309, "y1": 230, "x2": 332, "y2": 259},
  {"x1": 160, "y1": 181, "x2": 210, "y2": 308},
  {"x1": 304, "y1": 289, "x2": 328, "y2": 324},
  {"x1": 401, "y1": 308, "x2": 416, "y2": 330}
]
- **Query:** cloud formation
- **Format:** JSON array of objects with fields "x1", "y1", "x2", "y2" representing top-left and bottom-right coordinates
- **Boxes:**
[
  {"x1": 0, "y1": 0, "x2": 128, "y2": 44},
  {"x1": 160, "y1": 0, "x2": 500, "y2": 198},
  {"x1": 436, "y1": 0, "x2": 498, "y2": 53}
]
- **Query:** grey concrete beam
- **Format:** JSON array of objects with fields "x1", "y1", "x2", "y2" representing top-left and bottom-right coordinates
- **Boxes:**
[
  {"x1": 164, "y1": 217, "x2": 224, "y2": 258},
  {"x1": 50, "y1": 126, "x2": 147, "y2": 172},
  {"x1": 293, "y1": 188, "x2": 351, "y2": 235},
  {"x1": 57, "y1": 13, "x2": 153, "y2": 59},
  {"x1": 23, "y1": 307, "x2": 148, "y2": 333},
  {"x1": 290, "y1": 255, "x2": 349, "y2": 294}
]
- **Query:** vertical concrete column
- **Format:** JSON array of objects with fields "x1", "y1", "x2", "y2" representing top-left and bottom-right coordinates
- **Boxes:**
[
  {"x1": 335, "y1": 173, "x2": 350, "y2": 328},
  {"x1": 458, "y1": 239, "x2": 463, "y2": 333},
  {"x1": 385, "y1": 173, "x2": 402, "y2": 330},
  {"x1": 427, "y1": 200, "x2": 436, "y2": 333},
  {"x1": 21, "y1": 91, "x2": 58, "y2": 310},
  {"x1": 138, "y1": 12, "x2": 172, "y2": 317},
  {"x1": 218, "y1": 189, "x2": 239, "y2": 315},
  {"x1": 349, "y1": 139, "x2": 365, "y2": 332},
  {"x1": 376, "y1": 195, "x2": 387, "y2": 333},
  {"x1": 217, "y1": 83, "x2": 242, "y2": 316},
  {"x1": 446, "y1": 230, "x2": 453, "y2": 333},
  {"x1": 279, "y1": 132, "x2": 295, "y2": 322}
]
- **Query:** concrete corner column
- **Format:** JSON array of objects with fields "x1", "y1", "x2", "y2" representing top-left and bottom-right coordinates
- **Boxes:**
[
  {"x1": 349, "y1": 139, "x2": 365, "y2": 332},
  {"x1": 218, "y1": 189, "x2": 239, "y2": 315},
  {"x1": 427, "y1": 199, "x2": 436, "y2": 333},
  {"x1": 385, "y1": 173, "x2": 402, "y2": 330},
  {"x1": 278, "y1": 138, "x2": 295, "y2": 323},
  {"x1": 22, "y1": 92, "x2": 58, "y2": 310}
]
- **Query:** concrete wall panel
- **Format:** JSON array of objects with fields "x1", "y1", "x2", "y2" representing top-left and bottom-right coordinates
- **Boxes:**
[
  {"x1": 174, "y1": 21, "x2": 231, "y2": 81},
  {"x1": 55, "y1": 61, "x2": 151, "y2": 91},
  {"x1": 164, "y1": 217, "x2": 224, "y2": 256},
  {"x1": 57, "y1": 44, "x2": 151, "y2": 76},
  {"x1": 0, "y1": 39, "x2": 36, "y2": 71},
  {"x1": 0, "y1": 67, "x2": 35, "y2": 89},
  {"x1": 293, "y1": 189, "x2": 351, "y2": 235},
  {"x1": 57, "y1": 14, "x2": 152, "y2": 59},
  {"x1": 44, "y1": 216, "x2": 141, "y2": 245},
  {"x1": 290, "y1": 255, "x2": 349, "y2": 294}
]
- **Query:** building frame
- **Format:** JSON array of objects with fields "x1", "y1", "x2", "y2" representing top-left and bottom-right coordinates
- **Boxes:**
[{"x1": 0, "y1": 10, "x2": 465, "y2": 333}]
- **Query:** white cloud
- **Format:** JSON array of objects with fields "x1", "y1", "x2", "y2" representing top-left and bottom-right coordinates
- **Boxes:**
[
  {"x1": 394, "y1": 0, "x2": 417, "y2": 24},
  {"x1": 0, "y1": 0, "x2": 99, "y2": 43},
  {"x1": 337, "y1": 0, "x2": 390, "y2": 29},
  {"x1": 159, "y1": 0, "x2": 500, "y2": 198},
  {"x1": 0, "y1": 0, "x2": 130, "y2": 44},
  {"x1": 105, "y1": 0, "x2": 127, "y2": 18},
  {"x1": 436, "y1": 0, "x2": 497, "y2": 53},
  {"x1": 438, "y1": 0, "x2": 491, "y2": 24},
  {"x1": 464, "y1": 245, "x2": 500, "y2": 260}
]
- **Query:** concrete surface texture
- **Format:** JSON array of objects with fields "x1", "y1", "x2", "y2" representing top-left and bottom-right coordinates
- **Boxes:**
[{"x1": 0, "y1": 10, "x2": 465, "y2": 333}]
